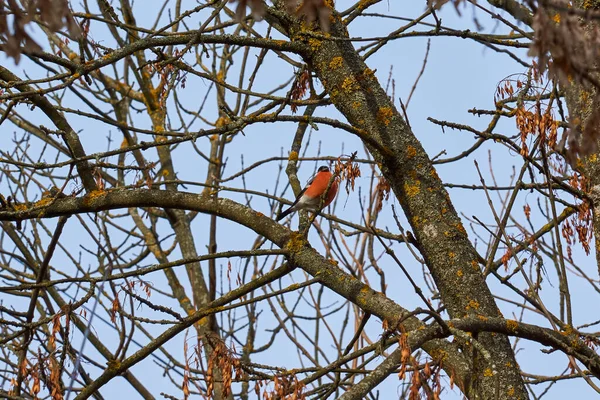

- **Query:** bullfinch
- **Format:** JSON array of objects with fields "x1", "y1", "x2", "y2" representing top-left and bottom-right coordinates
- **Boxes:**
[{"x1": 276, "y1": 165, "x2": 339, "y2": 221}]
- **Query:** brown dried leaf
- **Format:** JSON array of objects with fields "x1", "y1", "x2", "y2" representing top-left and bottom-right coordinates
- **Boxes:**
[
  {"x1": 49, "y1": 358, "x2": 63, "y2": 400},
  {"x1": 229, "y1": 0, "x2": 331, "y2": 30},
  {"x1": 110, "y1": 293, "x2": 120, "y2": 323},
  {"x1": 229, "y1": 0, "x2": 266, "y2": 21},
  {"x1": 374, "y1": 176, "x2": 391, "y2": 213},
  {"x1": 297, "y1": 0, "x2": 331, "y2": 32},
  {"x1": 528, "y1": 5, "x2": 600, "y2": 162},
  {"x1": 501, "y1": 250, "x2": 511, "y2": 271},
  {"x1": 334, "y1": 151, "x2": 360, "y2": 195},
  {"x1": 0, "y1": 0, "x2": 80, "y2": 63},
  {"x1": 290, "y1": 69, "x2": 310, "y2": 113}
]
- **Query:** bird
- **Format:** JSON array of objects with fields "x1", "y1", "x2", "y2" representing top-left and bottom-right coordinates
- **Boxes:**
[{"x1": 276, "y1": 165, "x2": 339, "y2": 221}]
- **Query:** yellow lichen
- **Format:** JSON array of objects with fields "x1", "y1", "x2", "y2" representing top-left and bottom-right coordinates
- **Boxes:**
[
  {"x1": 308, "y1": 38, "x2": 322, "y2": 50},
  {"x1": 483, "y1": 368, "x2": 494, "y2": 377},
  {"x1": 406, "y1": 145, "x2": 417, "y2": 159},
  {"x1": 82, "y1": 190, "x2": 106, "y2": 206},
  {"x1": 376, "y1": 107, "x2": 393, "y2": 126},
  {"x1": 448, "y1": 251, "x2": 456, "y2": 259},
  {"x1": 352, "y1": 101, "x2": 361, "y2": 109},
  {"x1": 215, "y1": 116, "x2": 230, "y2": 127},
  {"x1": 256, "y1": 112, "x2": 275, "y2": 121},
  {"x1": 341, "y1": 76, "x2": 358, "y2": 92},
  {"x1": 471, "y1": 260, "x2": 479, "y2": 270},
  {"x1": 580, "y1": 90, "x2": 590, "y2": 105},
  {"x1": 561, "y1": 325, "x2": 574, "y2": 336},
  {"x1": 289, "y1": 151, "x2": 299, "y2": 161},
  {"x1": 455, "y1": 222, "x2": 467, "y2": 235},
  {"x1": 404, "y1": 181, "x2": 420, "y2": 197},
  {"x1": 466, "y1": 299, "x2": 480, "y2": 310},
  {"x1": 34, "y1": 198, "x2": 54, "y2": 207},
  {"x1": 506, "y1": 319, "x2": 518, "y2": 332},
  {"x1": 286, "y1": 232, "x2": 306, "y2": 253},
  {"x1": 430, "y1": 349, "x2": 449, "y2": 362},
  {"x1": 12, "y1": 203, "x2": 28, "y2": 211},
  {"x1": 552, "y1": 13, "x2": 561, "y2": 23},
  {"x1": 329, "y1": 57, "x2": 343, "y2": 69},
  {"x1": 456, "y1": 269, "x2": 463, "y2": 277},
  {"x1": 507, "y1": 387, "x2": 515, "y2": 396}
]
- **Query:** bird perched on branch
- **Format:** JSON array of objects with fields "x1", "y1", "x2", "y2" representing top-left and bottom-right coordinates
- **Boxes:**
[{"x1": 276, "y1": 165, "x2": 339, "y2": 221}]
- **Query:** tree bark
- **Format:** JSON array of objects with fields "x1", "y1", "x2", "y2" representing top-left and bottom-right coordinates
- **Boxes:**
[{"x1": 274, "y1": 7, "x2": 529, "y2": 399}]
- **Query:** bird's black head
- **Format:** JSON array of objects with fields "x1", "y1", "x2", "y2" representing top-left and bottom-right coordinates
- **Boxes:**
[{"x1": 318, "y1": 166, "x2": 330, "y2": 173}]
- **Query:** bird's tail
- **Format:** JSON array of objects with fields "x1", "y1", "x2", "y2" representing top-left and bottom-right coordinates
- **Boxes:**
[{"x1": 276, "y1": 206, "x2": 293, "y2": 221}]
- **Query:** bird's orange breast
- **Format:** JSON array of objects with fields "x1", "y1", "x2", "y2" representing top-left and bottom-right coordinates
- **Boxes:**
[{"x1": 304, "y1": 171, "x2": 339, "y2": 207}]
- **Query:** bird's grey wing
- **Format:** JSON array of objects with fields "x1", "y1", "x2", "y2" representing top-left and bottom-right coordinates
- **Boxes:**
[{"x1": 288, "y1": 185, "x2": 308, "y2": 209}]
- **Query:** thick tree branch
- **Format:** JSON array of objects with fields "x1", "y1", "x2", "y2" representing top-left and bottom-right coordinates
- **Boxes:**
[
  {"x1": 0, "y1": 188, "x2": 471, "y2": 387},
  {"x1": 278, "y1": 6, "x2": 528, "y2": 399}
]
